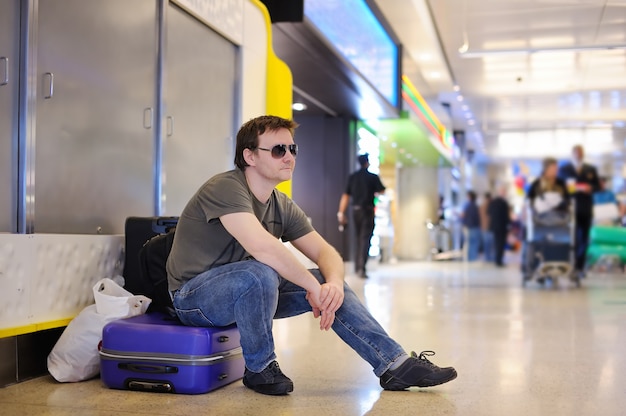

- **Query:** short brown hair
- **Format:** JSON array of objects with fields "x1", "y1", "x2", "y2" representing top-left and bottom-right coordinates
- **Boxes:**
[
  {"x1": 234, "y1": 115, "x2": 299, "y2": 170},
  {"x1": 541, "y1": 157, "x2": 558, "y2": 175}
]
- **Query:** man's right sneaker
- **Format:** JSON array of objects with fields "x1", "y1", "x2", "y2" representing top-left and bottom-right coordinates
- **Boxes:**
[
  {"x1": 379, "y1": 351, "x2": 457, "y2": 391},
  {"x1": 243, "y1": 361, "x2": 294, "y2": 395}
]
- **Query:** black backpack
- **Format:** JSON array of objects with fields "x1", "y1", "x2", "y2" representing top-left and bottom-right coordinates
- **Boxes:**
[
  {"x1": 122, "y1": 217, "x2": 178, "y2": 314},
  {"x1": 138, "y1": 230, "x2": 176, "y2": 313}
]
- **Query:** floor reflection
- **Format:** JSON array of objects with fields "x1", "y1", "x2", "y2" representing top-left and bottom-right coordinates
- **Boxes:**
[{"x1": 0, "y1": 261, "x2": 624, "y2": 416}]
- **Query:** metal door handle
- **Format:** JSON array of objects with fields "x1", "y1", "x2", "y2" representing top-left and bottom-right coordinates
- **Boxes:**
[
  {"x1": 43, "y1": 72, "x2": 54, "y2": 98},
  {"x1": 0, "y1": 57, "x2": 7, "y2": 86},
  {"x1": 143, "y1": 107, "x2": 153, "y2": 129},
  {"x1": 166, "y1": 116, "x2": 174, "y2": 137}
]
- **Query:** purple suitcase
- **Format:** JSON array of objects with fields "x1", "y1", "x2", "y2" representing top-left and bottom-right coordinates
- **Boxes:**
[{"x1": 100, "y1": 313, "x2": 244, "y2": 394}]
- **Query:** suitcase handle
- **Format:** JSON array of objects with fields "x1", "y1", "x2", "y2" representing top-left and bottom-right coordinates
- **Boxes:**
[
  {"x1": 218, "y1": 336, "x2": 229, "y2": 343},
  {"x1": 127, "y1": 380, "x2": 173, "y2": 393},
  {"x1": 218, "y1": 373, "x2": 228, "y2": 381},
  {"x1": 118, "y1": 363, "x2": 179, "y2": 374}
]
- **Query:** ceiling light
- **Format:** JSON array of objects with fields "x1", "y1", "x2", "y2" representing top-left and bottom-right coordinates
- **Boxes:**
[
  {"x1": 457, "y1": 95, "x2": 464, "y2": 102},
  {"x1": 419, "y1": 53, "x2": 433, "y2": 61},
  {"x1": 459, "y1": 44, "x2": 626, "y2": 58},
  {"x1": 453, "y1": 85, "x2": 461, "y2": 92},
  {"x1": 468, "y1": 120, "x2": 475, "y2": 126},
  {"x1": 292, "y1": 102, "x2": 307, "y2": 111},
  {"x1": 429, "y1": 71, "x2": 442, "y2": 79},
  {"x1": 458, "y1": 31, "x2": 469, "y2": 54},
  {"x1": 462, "y1": 105, "x2": 469, "y2": 111}
]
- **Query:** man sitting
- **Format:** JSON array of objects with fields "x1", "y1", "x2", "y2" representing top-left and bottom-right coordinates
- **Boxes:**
[{"x1": 166, "y1": 115, "x2": 457, "y2": 395}]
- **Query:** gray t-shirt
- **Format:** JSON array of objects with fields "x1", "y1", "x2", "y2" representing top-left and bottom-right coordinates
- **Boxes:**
[{"x1": 166, "y1": 169, "x2": 314, "y2": 292}]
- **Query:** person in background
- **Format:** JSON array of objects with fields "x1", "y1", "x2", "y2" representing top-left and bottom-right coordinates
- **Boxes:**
[
  {"x1": 521, "y1": 157, "x2": 571, "y2": 276},
  {"x1": 557, "y1": 145, "x2": 600, "y2": 276},
  {"x1": 461, "y1": 191, "x2": 481, "y2": 262},
  {"x1": 167, "y1": 116, "x2": 457, "y2": 396},
  {"x1": 479, "y1": 192, "x2": 494, "y2": 262},
  {"x1": 338, "y1": 154, "x2": 386, "y2": 278},
  {"x1": 488, "y1": 185, "x2": 511, "y2": 267},
  {"x1": 438, "y1": 195, "x2": 446, "y2": 223},
  {"x1": 528, "y1": 157, "x2": 570, "y2": 211}
]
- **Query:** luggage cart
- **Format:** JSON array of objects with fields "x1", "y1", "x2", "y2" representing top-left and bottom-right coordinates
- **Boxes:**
[{"x1": 522, "y1": 203, "x2": 580, "y2": 287}]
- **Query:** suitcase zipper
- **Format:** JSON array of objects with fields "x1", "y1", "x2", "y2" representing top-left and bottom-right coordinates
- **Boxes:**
[{"x1": 99, "y1": 347, "x2": 243, "y2": 366}]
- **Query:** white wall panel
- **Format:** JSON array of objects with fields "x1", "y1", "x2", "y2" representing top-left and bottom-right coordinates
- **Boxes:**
[
  {"x1": 0, "y1": 234, "x2": 123, "y2": 331},
  {"x1": 173, "y1": 0, "x2": 244, "y2": 44},
  {"x1": 241, "y1": 1, "x2": 268, "y2": 122}
]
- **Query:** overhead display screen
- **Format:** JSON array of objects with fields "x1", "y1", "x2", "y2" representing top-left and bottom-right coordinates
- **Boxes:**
[{"x1": 305, "y1": 0, "x2": 399, "y2": 106}]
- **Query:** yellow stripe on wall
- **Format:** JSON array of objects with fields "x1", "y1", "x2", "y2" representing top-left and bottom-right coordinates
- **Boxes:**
[
  {"x1": 0, "y1": 318, "x2": 72, "y2": 339},
  {"x1": 251, "y1": 0, "x2": 294, "y2": 197}
]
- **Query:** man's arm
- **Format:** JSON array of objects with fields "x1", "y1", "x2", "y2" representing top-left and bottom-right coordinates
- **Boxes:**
[
  {"x1": 291, "y1": 231, "x2": 345, "y2": 319},
  {"x1": 220, "y1": 212, "x2": 334, "y2": 330},
  {"x1": 291, "y1": 231, "x2": 344, "y2": 285},
  {"x1": 337, "y1": 193, "x2": 350, "y2": 225},
  {"x1": 590, "y1": 166, "x2": 601, "y2": 193}
]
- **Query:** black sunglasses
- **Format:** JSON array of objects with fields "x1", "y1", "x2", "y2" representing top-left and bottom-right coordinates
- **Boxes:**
[{"x1": 257, "y1": 144, "x2": 298, "y2": 158}]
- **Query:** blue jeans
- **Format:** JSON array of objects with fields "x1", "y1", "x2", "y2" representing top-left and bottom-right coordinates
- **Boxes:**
[
  {"x1": 482, "y1": 230, "x2": 494, "y2": 262},
  {"x1": 466, "y1": 227, "x2": 481, "y2": 261},
  {"x1": 172, "y1": 260, "x2": 406, "y2": 376}
]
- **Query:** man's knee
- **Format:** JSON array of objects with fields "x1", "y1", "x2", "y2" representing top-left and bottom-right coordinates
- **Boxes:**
[{"x1": 240, "y1": 261, "x2": 280, "y2": 294}]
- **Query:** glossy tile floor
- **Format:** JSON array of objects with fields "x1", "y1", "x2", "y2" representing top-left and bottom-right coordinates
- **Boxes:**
[{"x1": 1, "y1": 260, "x2": 625, "y2": 416}]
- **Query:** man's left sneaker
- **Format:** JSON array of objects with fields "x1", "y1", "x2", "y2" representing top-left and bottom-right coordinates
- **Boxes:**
[{"x1": 380, "y1": 351, "x2": 457, "y2": 390}]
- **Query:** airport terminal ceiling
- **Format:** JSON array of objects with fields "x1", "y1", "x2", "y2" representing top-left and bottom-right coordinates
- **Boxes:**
[{"x1": 374, "y1": 0, "x2": 626, "y2": 171}]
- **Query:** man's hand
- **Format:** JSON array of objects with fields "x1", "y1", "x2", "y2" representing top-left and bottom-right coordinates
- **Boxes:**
[
  {"x1": 319, "y1": 282, "x2": 344, "y2": 315},
  {"x1": 576, "y1": 183, "x2": 592, "y2": 193},
  {"x1": 290, "y1": 231, "x2": 346, "y2": 331},
  {"x1": 306, "y1": 282, "x2": 344, "y2": 331}
]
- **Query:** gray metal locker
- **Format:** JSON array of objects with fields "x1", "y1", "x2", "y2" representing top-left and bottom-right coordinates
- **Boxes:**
[
  {"x1": 32, "y1": 0, "x2": 158, "y2": 234},
  {"x1": 162, "y1": 4, "x2": 237, "y2": 216},
  {"x1": 0, "y1": 0, "x2": 20, "y2": 233}
]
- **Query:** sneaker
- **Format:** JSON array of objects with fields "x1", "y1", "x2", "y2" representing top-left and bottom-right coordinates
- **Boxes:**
[
  {"x1": 243, "y1": 361, "x2": 294, "y2": 395},
  {"x1": 380, "y1": 351, "x2": 457, "y2": 390}
]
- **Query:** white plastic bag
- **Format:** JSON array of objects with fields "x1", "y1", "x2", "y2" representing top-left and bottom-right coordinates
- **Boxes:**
[
  {"x1": 534, "y1": 191, "x2": 563, "y2": 214},
  {"x1": 47, "y1": 278, "x2": 151, "y2": 382},
  {"x1": 594, "y1": 203, "x2": 620, "y2": 225}
]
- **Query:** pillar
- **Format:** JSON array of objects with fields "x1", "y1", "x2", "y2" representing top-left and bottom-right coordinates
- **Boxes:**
[{"x1": 394, "y1": 166, "x2": 439, "y2": 260}]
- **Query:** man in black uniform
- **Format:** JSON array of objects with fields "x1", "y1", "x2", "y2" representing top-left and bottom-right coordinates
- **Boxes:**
[
  {"x1": 338, "y1": 154, "x2": 385, "y2": 278},
  {"x1": 557, "y1": 144, "x2": 600, "y2": 275}
]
